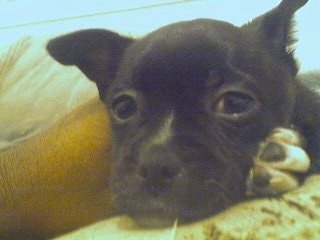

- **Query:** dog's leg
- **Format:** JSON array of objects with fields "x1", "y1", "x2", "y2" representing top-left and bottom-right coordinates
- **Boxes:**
[{"x1": 246, "y1": 127, "x2": 310, "y2": 196}]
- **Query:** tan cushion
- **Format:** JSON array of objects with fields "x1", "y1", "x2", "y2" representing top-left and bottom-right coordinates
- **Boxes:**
[{"x1": 0, "y1": 98, "x2": 115, "y2": 238}]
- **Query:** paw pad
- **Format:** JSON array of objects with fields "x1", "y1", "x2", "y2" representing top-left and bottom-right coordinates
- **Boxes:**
[{"x1": 246, "y1": 127, "x2": 310, "y2": 196}]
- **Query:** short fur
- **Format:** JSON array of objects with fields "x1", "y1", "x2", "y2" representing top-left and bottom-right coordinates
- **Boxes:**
[{"x1": 47, "y1": 0, "x2": 320, "y2": 226}]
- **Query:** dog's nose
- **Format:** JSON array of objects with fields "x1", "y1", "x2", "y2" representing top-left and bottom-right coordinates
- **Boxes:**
[
  {"x1": 137, "y1": 147, "x2": 181, "y2": 192},
  {"x1": 139, "y1": 162, "x2": 179, "y2": 182}
]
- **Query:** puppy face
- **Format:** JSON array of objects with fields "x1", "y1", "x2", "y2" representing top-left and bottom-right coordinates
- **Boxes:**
[
  {"x1": 108, "y1": 20, "x2": 298, "y2": 225},
  {"x1": 47, "y1": 0, "x2": 311, "y2": 226}
]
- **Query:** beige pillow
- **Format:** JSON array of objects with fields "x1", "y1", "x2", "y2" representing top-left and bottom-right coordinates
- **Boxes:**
[{"x1": 56, "y1": 175, "x2": 320, "y2": 240}]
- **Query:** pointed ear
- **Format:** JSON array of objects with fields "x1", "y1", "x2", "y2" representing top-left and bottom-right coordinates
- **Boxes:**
[
  {"x1": 242, "y1": 0, "x2": 308, "y2": 73},
  {"x1": 47, "y1": 29, "x2": 134, "y2": 99}
]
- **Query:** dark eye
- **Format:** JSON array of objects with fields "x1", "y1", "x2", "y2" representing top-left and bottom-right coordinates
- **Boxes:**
[
  {"x1": 111, "y1": 94, "x2": 137, "y2": 122},
  {"x1": 216, "y1": 91, "x2": 256, "y2": 117}
]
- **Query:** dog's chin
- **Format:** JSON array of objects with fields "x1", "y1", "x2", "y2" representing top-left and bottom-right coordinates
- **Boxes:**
[
  {"x1": 116, "y1": 197, "x2": 179, "y2": 228},
  {"x1": 113, "y1": 178, "x2": 243, "y2": 228},
  {"x1": 132, "y1": 215, "x2": 177, "y2": 229},
  {"x1": 130, "y1": 201, "x2": 221, "y2": 229},
  {"x1": 115, "y1": 193, "x2": 227, "y2": 229}
]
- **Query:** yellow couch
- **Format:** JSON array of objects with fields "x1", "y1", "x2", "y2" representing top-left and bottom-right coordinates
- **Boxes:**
[{"x1": 0, "y1": 36, "x2": 114, "y2": 239}]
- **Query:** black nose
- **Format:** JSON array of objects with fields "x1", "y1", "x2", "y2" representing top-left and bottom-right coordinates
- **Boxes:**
[
  {"x1": 139, "y1": 162, "x2": 179, "y2": 182},
  {"x1": 137, "y1": 148, "x2": 181, "y2": 193}
]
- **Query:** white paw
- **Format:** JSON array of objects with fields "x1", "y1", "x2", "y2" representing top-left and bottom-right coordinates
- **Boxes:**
[{"x1": 246, "y1": 127, "x2": 310, "y2": 196}]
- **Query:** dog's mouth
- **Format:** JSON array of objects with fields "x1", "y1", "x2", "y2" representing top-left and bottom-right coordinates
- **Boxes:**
[
  {"x1": 131, "y1": 207, "x2": 178, "y2": 229},
  {"x1": 112, "y1": 142, "x2": 249, "y2": 228},
  {"x1": 134, "y1": 217, "x2": 177, "y2": 229},
  {"x1": 114, "y1": 192, "x2": 179, "y2": 228},
  {"x1": 112, "y1": 174, "x2": 242, "y2": 228}
]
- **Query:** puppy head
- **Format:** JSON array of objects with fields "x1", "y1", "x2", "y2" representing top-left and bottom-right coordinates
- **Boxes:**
[{"x1": 47, "y1": 0, "x2": 307, "y2": 226}]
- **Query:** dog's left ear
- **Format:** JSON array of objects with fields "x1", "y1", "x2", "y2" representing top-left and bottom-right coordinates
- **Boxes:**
[
  {"x1": 47, "y1": 29, "x2": 134, "y2": 99},
  {"x1": 242, "y1": 0, "x2": 308, "y2": 74}
]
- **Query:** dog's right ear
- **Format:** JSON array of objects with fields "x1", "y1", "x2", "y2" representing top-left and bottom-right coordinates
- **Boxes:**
[{"x1": 47, "y1": 29, "x2": 134, "y2": 99}]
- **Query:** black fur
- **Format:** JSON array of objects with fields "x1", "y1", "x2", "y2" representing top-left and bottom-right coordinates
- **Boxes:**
[{"x1": 47, "y1": 0, "x2": 320, "y2": 226}]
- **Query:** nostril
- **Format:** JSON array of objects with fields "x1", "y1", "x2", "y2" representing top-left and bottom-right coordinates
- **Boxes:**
[
  {"x1": 137, "y1": 146, "x2": 181, "y2": 191},
  {"x1": 139, "y1": 166, "x2": 149, "y2": 179},
  {"x1": 160, "y1": 166, "x2": 179, "y2": 182},
  {"x1": 138, "y1": 164, "x2": 180, "y2": 183}
]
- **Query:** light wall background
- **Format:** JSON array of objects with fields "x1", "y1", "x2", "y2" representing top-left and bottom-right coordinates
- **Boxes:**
[{"x1": 0, "y1": 0, "x2": 319, "y2": 71}]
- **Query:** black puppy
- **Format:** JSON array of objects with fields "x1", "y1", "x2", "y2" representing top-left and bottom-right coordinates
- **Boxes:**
[{"x1": 47, "y1": 0, "x2": 320, "y2": 227}]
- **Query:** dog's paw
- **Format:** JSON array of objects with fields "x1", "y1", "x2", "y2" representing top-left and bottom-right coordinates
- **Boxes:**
[{"x1": 246, "y1": 128, "x2": 310, "y2": 196}]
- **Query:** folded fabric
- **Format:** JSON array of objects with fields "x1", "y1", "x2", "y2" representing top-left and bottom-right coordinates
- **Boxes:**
[{"x1": 0, "y1": 35, "x2": 97, "y2": 151}]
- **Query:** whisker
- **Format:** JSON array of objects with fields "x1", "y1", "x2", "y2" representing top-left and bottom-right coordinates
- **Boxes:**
[
  {"x1": 203, "y1": 178, "x2": 236, "y2": 200},
  {"x1": 169, "y1": 219, "x2": 179, "y2": 240},
  {"x1": 204, "y1": 178, "x2": 228, "y2": 191},
  {"x1": 219, "y1": 192, "x2": 233, "y2": 206}
]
